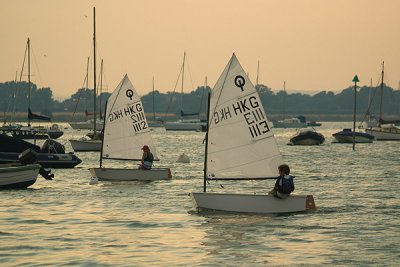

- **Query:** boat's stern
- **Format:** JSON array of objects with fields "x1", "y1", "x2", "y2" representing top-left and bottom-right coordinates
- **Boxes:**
[{"x1": 306, "y1": 195, "x2": 317, "y2": 210}]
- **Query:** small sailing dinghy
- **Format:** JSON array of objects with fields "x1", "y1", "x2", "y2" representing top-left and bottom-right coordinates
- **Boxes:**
[
  {"x1": 89, "y1": 75, "x2": 172, "y2": 181},
  {"x1": 189, "y1": 54, "x2": 316, "y2": 214}
]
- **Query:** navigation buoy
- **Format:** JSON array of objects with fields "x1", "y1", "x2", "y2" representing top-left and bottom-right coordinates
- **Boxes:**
[{"x1": 176, "y1": 153, "x2": 190, "y2": 163}]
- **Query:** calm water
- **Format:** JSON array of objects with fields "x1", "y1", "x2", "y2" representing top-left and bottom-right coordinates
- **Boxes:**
[{"x1": 1, "y1": 122, "x2": 399, "y2": 266}]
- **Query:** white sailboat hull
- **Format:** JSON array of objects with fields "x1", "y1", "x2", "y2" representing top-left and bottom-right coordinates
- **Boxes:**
[
  {"x1": 164, "y1": 120, "x2": 205, "y2": 131},
  {"x1": 69, "y1": 120, "x2": 104, "y2": 130},
  {"x1": 365, "y1": 127, "x2": 400, "y2": 141},
  {"x1": 89, "y1": 167, "x2": 172, "y2": 181},
  {"x1": 190, "y1": 192, "x2": 316, "y2": 214},
  {"x1": 333, "y1": 135, "x2": 373, "y2": 143},
  {"x1": 0, "y1": 163, "x2": 40, "y2": 189},
  {"x1": 69, "y1": 139, "x2": 102, "y2": 152}
]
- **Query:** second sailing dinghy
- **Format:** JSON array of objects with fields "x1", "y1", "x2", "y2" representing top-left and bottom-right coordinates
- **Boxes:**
[
  {"x1": 190, "y1": 54, "x2": 316, "y2": 214},
  {"x1": 89, "y1": 75, "x2": 172, "y2": 181}
]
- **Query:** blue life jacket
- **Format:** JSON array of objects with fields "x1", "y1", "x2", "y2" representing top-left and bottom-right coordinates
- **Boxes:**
[{"x1": 278, "y1": 175, "x2": 295, "y2": 194}]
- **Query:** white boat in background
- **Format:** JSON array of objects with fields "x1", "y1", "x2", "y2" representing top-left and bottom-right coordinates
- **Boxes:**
[
  {"x1": 365, "y1": 124, "x2": 400, "y2": 141},
  {"x1": 146, "y1": 77, "x2": 166, "y2": 129},
  {"x1": 69, "y1": 119, "x2": 104, "y2": 130},
  {"x1": 0, "y1": 163, "x2": 41, "y2": 189},
  {"x1": 89, "y1": 74, "x2": 172, "y2": 181},
  {"x1": 69, "y1": 138, "x2": 102, "y2": 152},
  {"x1": 189, "y1": 54, "x2": 316, "y2": 214},
  {"x1": 272, "y1": 82, "x2": 307, "y2": 129},
  {"x1": 364, "y1": 62, "x2": 400, "y2": 140},
  {"x1": 164, "y1": 52, "x2": 206, "y2": 131},
  {"x1": 273, "y1": 117, "x2": 307, "y2": 128},
  {"x1": 164, "y1": 118, "x2": 205, "y2": 131}
]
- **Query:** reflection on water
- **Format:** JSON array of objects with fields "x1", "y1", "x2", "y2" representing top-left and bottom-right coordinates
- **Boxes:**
[{"x1": 0, "y1": 122, "x2": 399, "y2": 266}]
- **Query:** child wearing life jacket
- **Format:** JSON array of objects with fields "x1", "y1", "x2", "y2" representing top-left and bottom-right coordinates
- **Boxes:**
[
  {"x1": 268, "y1": 164, "x2": 295, "y2": 199},
  {"x1": 139, "y1": 145, "x2": 154, "y2": 170}
]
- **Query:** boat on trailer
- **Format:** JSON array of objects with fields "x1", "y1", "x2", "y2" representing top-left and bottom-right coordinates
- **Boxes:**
[{"x1": 189, "y1": 54, "x2": 316, "y2": 214}]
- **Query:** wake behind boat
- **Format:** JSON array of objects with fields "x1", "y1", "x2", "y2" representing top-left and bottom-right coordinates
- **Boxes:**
[{"x1": 189, "y1": 54, "x2": 316, "y2": 214}]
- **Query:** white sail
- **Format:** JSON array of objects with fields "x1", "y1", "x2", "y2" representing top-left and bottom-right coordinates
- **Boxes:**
[
  {"x1": 207, "y1": 54, "x2": 283, "y2": 179},
  {"x1": 102, "y1": 74, "x2": 159, "y2": 160}
]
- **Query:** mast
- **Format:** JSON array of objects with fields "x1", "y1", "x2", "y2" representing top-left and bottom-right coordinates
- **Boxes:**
[
  {"x1": 180, "y1": 52, "x2": 186, "y2": 119},
  {"x1": 99, "y1": 100, "x2": 107, "y2": 168},
  {"x1": 152, "y1": 76, "x2": 156, "y2": 121},
  {"x1": 93, "y1": 6, "x2": 97, "y2": 133},
  {"x1": 27, "y1": 38, "x2": 31, "y2": 126},
  {"x1": 86, "y1": 57, "x2": 89, "y2": 90},
  {"x1": 85, "y1": 56, "x2": 89, "y2": 118},
  {"x1": 366, "y1": 78, "x2": 372, "y2": 117},
  {"x1": 99, "y1": 59, "x2": 103, "y2": 120},
  {"x1": 256, "y1": 60, "x2": 259, "y2": 85},
  {"x1": 352, "y1": 75, "x2": 359, "y2": 150},
  {"x1": 283, "y1": 81, "x2": 286, "y2": 120},
  {"x1": 11, "y1": 70, "x2": 19, "y2": 124},
  {"x1": 203, "y1": 93, "x2": 211, "y2": 192},
  {"x1": 379, "y1": 61, "x2": 384, "y2": 127}
]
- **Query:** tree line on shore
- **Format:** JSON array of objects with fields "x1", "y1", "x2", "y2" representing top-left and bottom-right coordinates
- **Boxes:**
[{"x1": 1, "y1": 80, "x2": 400, "y2": 121}]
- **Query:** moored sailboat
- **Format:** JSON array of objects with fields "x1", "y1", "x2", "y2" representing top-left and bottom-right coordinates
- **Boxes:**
[
  {"x1": 69, "y1": 7, "x2": 102, "y2": 152},
  {"x1": 189, "y1": 54, "x2": 316, "y2": 214},
  {"x1": 1, "y1": 38, "x2": 63, "y2": 139},
  {"x1": 365, "y1": 62, "x2": 400, "y2": 140},
  {"x1": 164, "y1": 52, "x2": 206, "y2": 131}
]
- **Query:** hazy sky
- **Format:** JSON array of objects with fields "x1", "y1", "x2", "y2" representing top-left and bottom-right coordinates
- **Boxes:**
[{"x1": 1, "y1": 0, "x2": 400, "y2": 100}]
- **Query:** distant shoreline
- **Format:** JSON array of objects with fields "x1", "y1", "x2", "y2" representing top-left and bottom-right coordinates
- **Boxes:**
[{"x1": 2, "y1": 112, "x2": 395, "y2": 123}]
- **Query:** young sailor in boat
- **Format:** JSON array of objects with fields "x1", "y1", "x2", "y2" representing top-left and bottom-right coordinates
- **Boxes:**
[
  {"x1": 139, "y1": 145, "x2": 153, "y2": 170},
  {"x1": 268, "y1": 164, "x2": 295, "y2": 199}
]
